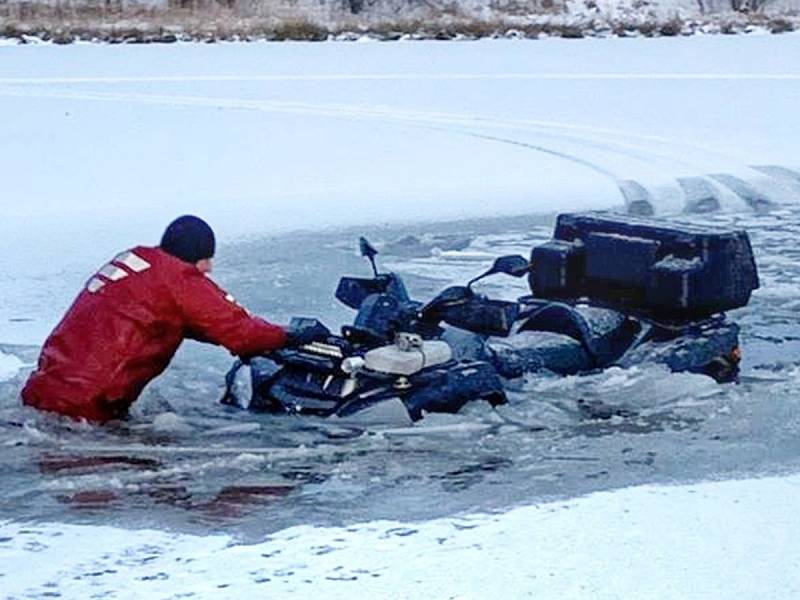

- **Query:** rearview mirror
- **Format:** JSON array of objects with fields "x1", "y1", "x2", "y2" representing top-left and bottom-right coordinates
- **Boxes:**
[
  {"x1": 359, "y1": 237, "x2": 378, "y2": 260},
  {"x1": 490, "y1": 255, "x2": 530, "y2": 277},
  {"x1": 359, "y1": 237, "x2": 380, "y2": 277},
  {"x1": 468, "y1": 254, "x2": 530, "y2": 288}
]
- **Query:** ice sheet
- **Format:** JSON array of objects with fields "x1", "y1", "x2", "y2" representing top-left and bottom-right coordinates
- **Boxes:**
[{"x1": 1, "y1": 36, "x2": 800, "y2": 344}]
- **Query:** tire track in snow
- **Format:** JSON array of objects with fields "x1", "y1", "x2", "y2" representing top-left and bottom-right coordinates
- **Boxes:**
[
  {"x1": 0, "y1": 84, "x2": 745, "y2": 173},
  {"x1": 0, "y1": 78, "x2": 777, "y2": 181},
  {"x1": 0, "y1": 85, "x2": 754, "y2": 175},
  {"x1": 751, "y1": 165, "x2": 800, "y2": 187},
  {"x1": 430, "y1": 127, "x2": 618, "y2": 178},
  {"x1": 0, "y1": 73, "x2": 784, "y2": 176},
  {"x1": 0, "y1": 84, "x2": 703, "y2": 156},
  {"x1": 0, "y1": 85, "x2": 791, "y2": 214},
  {"x1": 0, "y1": 85, "x2": 638, "y2": 188}
]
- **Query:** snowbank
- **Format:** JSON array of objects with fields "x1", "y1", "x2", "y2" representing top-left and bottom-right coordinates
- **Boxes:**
[
  {"x1": 2, "y1": 473, "x2": 800, "y2": 598},
  {"x1": 0, "y1": 15, "x2": 797, "y2": 44}
]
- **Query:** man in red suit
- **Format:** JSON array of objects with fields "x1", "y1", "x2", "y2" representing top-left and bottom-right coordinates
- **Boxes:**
[{"x1": 22, "y1": 215, "x2": 289, "y2": 423}]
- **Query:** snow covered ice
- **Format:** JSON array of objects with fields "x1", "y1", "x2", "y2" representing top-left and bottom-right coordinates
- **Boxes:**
[
  {"x1": 2, "y1": 35, "x2": 800, "y2": 343},
  {"x1": 1, "y1": 33, "x2": 800, "y2": 598},
  {"x1": 3, "y1": 473, "x2": 800, "y2": 599}
]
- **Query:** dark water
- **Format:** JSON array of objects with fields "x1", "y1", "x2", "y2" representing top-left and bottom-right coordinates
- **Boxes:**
[{"x1": 2, "y1": 209, "x2": 800, "y2": 541}]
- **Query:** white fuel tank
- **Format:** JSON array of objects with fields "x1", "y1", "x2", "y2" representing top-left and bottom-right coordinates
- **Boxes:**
[{"x1": 364, "y1": 340, "x2": 453, "y2": 376}]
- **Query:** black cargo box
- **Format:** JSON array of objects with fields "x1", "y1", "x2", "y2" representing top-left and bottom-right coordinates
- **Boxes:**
[{"x1": 529, "y1": 212, "x2": 759, "y2": 318}]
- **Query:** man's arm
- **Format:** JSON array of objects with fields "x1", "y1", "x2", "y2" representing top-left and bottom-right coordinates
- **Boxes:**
[{"x1": 175, "y1": 271, "x2": 287, "y2": 358}]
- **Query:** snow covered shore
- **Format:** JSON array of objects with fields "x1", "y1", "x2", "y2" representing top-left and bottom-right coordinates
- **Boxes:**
[
  {"x1": 2, "y1": 0, "x2": 800, "y2": 43},
  {"x1": 3, "y1": 473, "x2": 800, "y2": 598},
  {"x1": 1, "y1": 13, "x2": 798, "y2": 45}
]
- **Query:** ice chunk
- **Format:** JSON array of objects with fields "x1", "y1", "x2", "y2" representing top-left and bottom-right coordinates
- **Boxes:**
[
  {"x1": 0, "y1": 352, "x2": 24, "y2": 382},
  {"x1": 150, "y1": 412, "x2": 194, "y2": 435}
]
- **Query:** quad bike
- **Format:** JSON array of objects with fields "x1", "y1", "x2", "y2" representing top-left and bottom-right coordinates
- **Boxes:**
[{"x1": 222, "y1": 212, "x2": 759, "y2": 422}]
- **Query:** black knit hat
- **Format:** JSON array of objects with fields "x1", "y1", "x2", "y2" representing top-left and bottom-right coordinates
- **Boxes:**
[{"x1": 160, "y1": 215, "x2": 216, "y2": 264}]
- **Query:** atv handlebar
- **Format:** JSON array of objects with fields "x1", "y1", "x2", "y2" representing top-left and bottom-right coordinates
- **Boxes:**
[
  {"x1": 418, "y1": 287, "x2": 519, "y2": 338},
  {"x1": 335, "y1": 246, "x2": 531, "y2": 341}
]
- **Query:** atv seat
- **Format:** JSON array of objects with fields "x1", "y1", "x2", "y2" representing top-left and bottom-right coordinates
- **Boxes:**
[{"x1": 518, "y1": 301, "x2": 639, "y2": 367}]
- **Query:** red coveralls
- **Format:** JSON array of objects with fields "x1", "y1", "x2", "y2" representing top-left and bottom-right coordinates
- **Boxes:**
[{"x1": 21, "y1": 246, "x2": 287, "y2": 422}]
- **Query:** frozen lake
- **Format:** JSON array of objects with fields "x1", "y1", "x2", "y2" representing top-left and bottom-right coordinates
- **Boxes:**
[
  {"x1": 1, "y1": 34, "x2": 800, "y2": 598},
  {"x1": 1, "y1": 35, "x2": 800, "y2": 343}
]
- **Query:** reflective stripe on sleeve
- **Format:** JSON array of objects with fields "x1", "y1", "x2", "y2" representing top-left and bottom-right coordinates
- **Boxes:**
[
  {"x1": 224, "y1": 292, "x2": 250, "y2": 315},
  {"x1": 114, "y1": 251, "x2": 151, "y2": 273},
  {"x1": 86, "y1": 278, "x2": 106, "y2": 293},
  {"x1": 98, "y1": 264, "x2": 129, "y2": 282},
  {"x1": 225, "y1": 293, "x2": 246, "y2": 307}
]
